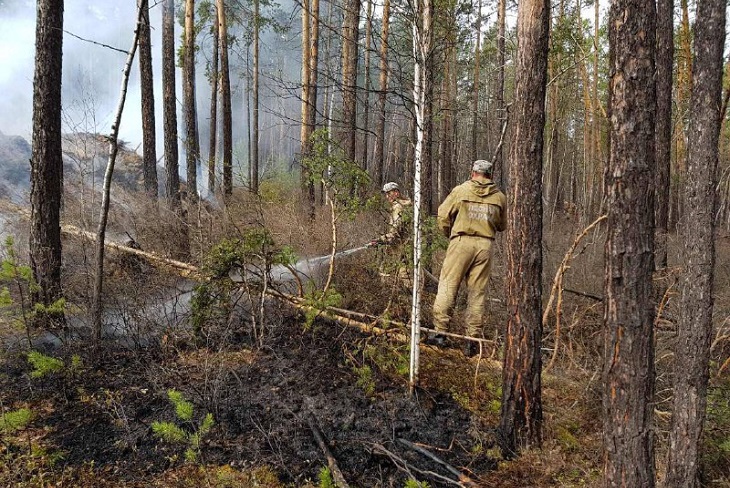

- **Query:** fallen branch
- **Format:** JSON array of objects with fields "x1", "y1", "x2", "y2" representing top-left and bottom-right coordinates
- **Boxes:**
[
  {"x1": 269, "y1": 290, "x2": 499, "y2": 349},
  {"x1": 61, "y1": 224, "x2": 202, "y2": 278},
  {"x1": 396, "y1": 438, "x2": 478, "y2": 487},
  {"x1": 370, "y1": 443, "x2": 463, "y2": 487},
  {"x1": 306, "y1": 412, "x2": 351, "y2": 488}
]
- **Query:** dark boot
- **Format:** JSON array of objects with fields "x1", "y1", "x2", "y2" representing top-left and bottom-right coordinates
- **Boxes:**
[
  {"x1": 462, "y1": 341, "x2": 479, "y2": 358},
  {"x1": 424, "y1": 332, "x2": 446, "y2": 347}
]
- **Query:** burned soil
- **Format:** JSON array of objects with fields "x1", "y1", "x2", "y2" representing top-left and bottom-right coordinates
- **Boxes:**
[{"x1": 0, "y1": 308, "x2": 500, "y2": 487}]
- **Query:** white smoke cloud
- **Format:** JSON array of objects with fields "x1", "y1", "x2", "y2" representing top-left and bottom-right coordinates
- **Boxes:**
[{"x1": 0, "y1": 0, "x2": 163, "y2": 147}]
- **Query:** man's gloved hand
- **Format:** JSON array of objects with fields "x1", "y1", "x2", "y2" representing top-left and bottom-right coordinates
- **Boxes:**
[{"x1": 368, "y1": 239, "x2": 381, "y2": 248}]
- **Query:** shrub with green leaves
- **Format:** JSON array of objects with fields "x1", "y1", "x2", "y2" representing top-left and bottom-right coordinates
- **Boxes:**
[
  {"x1": 191, "y1": 231, "x2": 297, "y2": 336},
  {"x1": 404, "y1": 479, "x2": 431, "y2": 488},
  {"x1": 302, "y1": 286, "x2": 343, "y2": 329},
  {"x1": 152, "y1": 389, "x2": 215, "y2": 463},
  {"x1": 0, "y1": 408, "x2": 33, "y2": 434},
  {"x1": 317, "y1": 467, "x2": 335, "y2": 488},
  {"x1": 0, "y1": 236, "x2": 66, "y2": 342},
  {"x1": 302, "y1": 129, "x2": 372, "y2": 214},
  {"x1": 27, "y1": 351, "x2": 64, "y2": 378}
]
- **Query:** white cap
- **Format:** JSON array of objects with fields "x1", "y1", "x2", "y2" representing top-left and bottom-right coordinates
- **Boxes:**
[
  {"x1": 382, "y1": 182, "x2": 400, "y2": 193},
  {"x1": 472, "y1": 159, "x2": 493, "y2": 174}
]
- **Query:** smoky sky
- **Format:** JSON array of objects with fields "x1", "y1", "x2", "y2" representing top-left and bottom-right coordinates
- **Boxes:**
[{"x1": 0, "y1": 0, "x2": 303, "y2": 182}]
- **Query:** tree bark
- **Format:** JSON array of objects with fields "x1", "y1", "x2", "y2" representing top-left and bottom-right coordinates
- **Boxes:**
[
  {"x1": 299, "y1": 0, "x2": 316, "y2": 217},
  {"x1": 664, "y1": 0, "x2": 726, "y2": 485},
  {"x1": 493, "y1": 0, "x2": 506, "y2": 186},
  {"x1": 251, "y1": 0, "x2": 260, "y2": 193},
  {"x1": 361, "y1": 0, "x2": 373, "y2": 172},
  {"x1": 162, "y1": 0, "x2": 180, "y2": 205},
  {"x1": 29, "y1": 0, "x2": 65, "y2": 323},
  {"x1": 374, "y1": 0, "x2": 391, "y2": 187},
  {"x1": 499, "y1": 0, "x2": 548, "y2": 454},
  {"x1": 183, "y1": 0, "x2": 200, "y2": 202},
  {"x1": 217, "y1": 0, "x2": 233, "y2": 196},
  {"x1": 138, "y1": 0, "x2": 158, "y2": 198},
  {"x1": 409, "y1": 0, "x2": 430, "y2": 393},
  {"x1": 208, "y1": 3, "x2": 219, "y2": 194},
  {"x1": 471, "y1": 0, "x2": 481, "y2": 162},
  {"x1": 654, "y1": 0, "x2": 673, "y2": 270},
  {"x1": 603, "y1": 0, "x2": 657, "y2": 484},
  {"x1": 340, "y1": 0, "x2": 361, "y2": 165}
]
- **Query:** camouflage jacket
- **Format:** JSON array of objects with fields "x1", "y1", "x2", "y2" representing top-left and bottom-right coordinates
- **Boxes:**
[{"x1": 379, "y1": 197, "x2": 412, "y2": 244}]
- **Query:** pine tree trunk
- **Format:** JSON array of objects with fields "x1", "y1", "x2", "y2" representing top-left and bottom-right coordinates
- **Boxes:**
[
  {"x1": 499, "y1": 0, "x2": 548, "y2": 453},
  {"x1": 138, "y1": 0, "x2": 158, "y2": 198},
  {"x1": 208, "y1": 3, "x2": 219, "y2": 194},
  {"x1": 493, "y1": 0, "x2": 506, "y2": 187},
  {"x1": 471, "y1": 0, "x2": 481, "y2": 162},
  {"x1": 603, "y1": 0, "x2": 657, "y2": 484},
  {"x1": 299, "y1": 0, "x2": 315, "y2": 216},
  {"x1": 421, "y1": 0, "x2": 434, "y2": 213},
  {"x1": 162, "y1": 0, "x2": 180, "y2": 204},
  {"x1": 30, "y1": 0, "x2": 65, "y2": 321},
  {"x1": 341, "y1": 0, "x2": 361, "y2": 165},
  {"x1": 217, "y1": 0, "x2": 233, "y2": 196},
  {"x1": 251, "y1": 0, "x2": 260, "y2": 194},
  {"x1": 361, "y1": 0, "x2": 373, "y2": 172},
  {"x1": 664, "y1": 0, "x2": 726, "y2": 485},
  {"x1": 183, "y1": 0, "x2": 200, "y2": 202},
  {"x1": 374, "y1": 0, "x2": 391, "y2": 187},
  {"x1": 654, "y1": 0, "x2": 673, "y2": 270},
  {"x1": 671, "y1": 0, "x2": 692, "y2": 227}
]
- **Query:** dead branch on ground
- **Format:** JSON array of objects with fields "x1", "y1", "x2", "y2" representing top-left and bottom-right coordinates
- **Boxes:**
[
  {"x1": 396, "y1": 438, "x2": 478, "y2": 487},
  {"x1": 306, "y1": 410, "x2": 351, "y2": 488}
]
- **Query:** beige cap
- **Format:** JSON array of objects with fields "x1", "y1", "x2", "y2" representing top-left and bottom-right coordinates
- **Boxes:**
[
  {"x1": 382, "y1": 182, "x2": 400, "y2": 193},
  {"x1": 472, "y1": 159, "x2": 493, "y2": 174}
]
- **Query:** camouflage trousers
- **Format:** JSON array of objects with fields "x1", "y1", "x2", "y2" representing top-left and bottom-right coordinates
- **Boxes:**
[{"x1": 432, "y1": 235, "x2": 494, "y2": 337}]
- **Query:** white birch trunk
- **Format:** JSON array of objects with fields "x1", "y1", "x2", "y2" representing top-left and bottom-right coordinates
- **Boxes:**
[
  {"x1": 92, "y1": 5, "x2": 144, "y2": 345},
  {"x1": 409, "y1": 0, "x2": 430, "y2": 393}
]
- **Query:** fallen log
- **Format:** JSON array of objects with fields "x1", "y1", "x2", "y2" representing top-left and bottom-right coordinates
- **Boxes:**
[
  {"x1": 269, "y1": 289, "x2": 499, "y2": 353},
  {"x1": 60, "y1": 224, "x2": 201, "y2": 278}
]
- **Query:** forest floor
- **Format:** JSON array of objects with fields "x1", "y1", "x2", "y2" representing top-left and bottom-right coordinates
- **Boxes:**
[{"x1": 1, "y1": 191, "x2": 729, "y2": 487}]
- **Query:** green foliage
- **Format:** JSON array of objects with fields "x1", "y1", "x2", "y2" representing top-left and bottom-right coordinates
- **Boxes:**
[
  {"x1": 0, "y1": 287, "x2": 11, "y2": 307},
  {"x1": 556, "y1": 425, "x2": 580, "y2": 452},
  {"x1": 193, "y1": 230, "x2": 295, "y2": 335},
  {"x1": 703, "y1": 382, "x2": 730, "y2": 474},
  {"x1": 168, "y1": 389, "x2": 194, "y2": 421},
  {"x1": 152, "y1": 389, "x2": 215, "y2": 463},
  {"x1": 152, "y1": 421, "x2": 188, "y2": 443},
  {"x1": 302, "y1": 286, "x2": 342, "y2": 329},
  {"x1": 258, "y1": 172, "x2": 300, "y2": 204},
  {"x1": 27, "y1": 351, "x2": 64, "y2": 378},
  {"x1": 362, "y1": 343, "x2": 409, "y2": 379},
  {"x1": 0, "y1": 408, "x2": 33, "y2": 434},
  {"x1": 0, "y1": 236, "x2": 66, "y2": 339},
  {"x1": 404, "y1": 479, "x2": 431, "y2": 488},
  {"x1": 317, "y1": 467, "x2": 335, "y2": 488},
  {"x1": 302, "y1": 129, "x2": 372, "y2": 215},
  {"x1": 353, "y1": 364, "x2": 376, "y2": 397},
  {"x1": 32, "y1": 297, "x2": 66, "y2": 318}
]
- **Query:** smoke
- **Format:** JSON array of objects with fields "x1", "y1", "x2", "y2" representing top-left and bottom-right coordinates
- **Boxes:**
[
  {"x1": 1, "y1": 0, "x2": 305, "y2": 192},
  {"x1": 0, "y1": 1, "x2": 144, "y2": 140}
]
